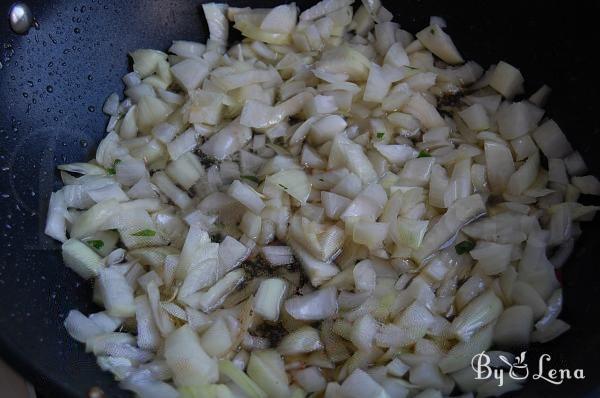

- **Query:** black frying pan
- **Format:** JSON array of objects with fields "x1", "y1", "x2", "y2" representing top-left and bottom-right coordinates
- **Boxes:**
[{"x1": 1, "y1": 1, "x2": 599, "y2": 397}]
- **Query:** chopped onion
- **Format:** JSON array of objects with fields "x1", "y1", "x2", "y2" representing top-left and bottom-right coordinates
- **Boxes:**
[
  {"x1": 532, "y1": 119, "x2": 573, "y2": 159},
  {"x1": 46, "y1": 3, "x2": 599, "y2": 396},
  {"x1": 488, "y1": 61, "x2": 524, "y2": 99},
  {"x1": 254, "y1": 278, "x2": 287, "y2": 321},
  {"x1": 416, "y1": 25, "x2": 463, "y2": 64},
  {"x1": 450, "y1": 290, "x2": 503, "y2": 341},
  {"x1": 247, "y1": 350, "x2": 290, "y2": 398},
  {"x1": 285, "y1": 286, "x2": 338, "y2": 320},
  {"x1": 164, "y1": 325, "x2": 218, "y2": 386},
  {"x1": 278, "y1": 326, "x2": 323, "y2": 355}
]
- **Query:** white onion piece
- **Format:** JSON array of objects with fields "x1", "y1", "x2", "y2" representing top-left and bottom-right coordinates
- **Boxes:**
[
  {"x1": 439, "y1": 324, "x2": 494, "y2": 374},
  {"x1": 164, "y1": 325, "x2": 218, "y2": 386},
  {"x1": 261, "y1": 246, "x2": 295, "y2": 266},
  {"x1": 285, "y1": 286, "x2": 338, "y2": 320},
  {"x1": 201, "y1": 120, "x2": 252, "y2": 160},
  {"x1": 247, "y1": 350, "x2": 290, "y2": 398},
  {"x1": 571, "y1": 175, "x2": 600, "y2": 195},
  {"x1": 506, "y1": 151, "x2": 539, "y2": 195},
  {"x1": 450, "y1": 290, "x2": 502, "y2": 341},
  {"x1": 339, "y1": 369, "x2": 387, "y2": 398},
  {"x1": 496, "y1": 101, "x2": 544, "y2": 140},
  {"x1": 278, "y1": 326, "x2": 323, "y2": 355},
  {"x1": 488, "y1": 61, "x2": 524, "y2": 99},
  {"x1": 493, "y1": 305, "x2": 533, "y2": 348},
  {"x1": 532, "y1": 319, "x2": 570, "y2": 343},
  {"x1": 415, "y1": 24, "x2": 463, "y2": 64},
  {"x1": 64, "y1": 310, "x2": 103, "y2": 343},
  {"x1": 414, "y1": 194, "x2": 486, "y2": 262},
  {"x1": 532, "y1": 119, "x2": 573, "y2": 159},
  {"x1": 564, "y1": 151, "x2": 587, "y2": 176},
  {"x1": 135, "y1": 295, "x2": 161, "y2": 351},
  {"x1": 169, "y1": 40, "x2": 206, "y2": 58},
  {"x1": 254, "y1": 278, "x2": 287, "y2": 321},
  {"x1": 120, "y1": 370, "x2": 179, "y2": 398},
  {"x1": 484, "y1": 141, "x2": 515, "y2": 193},
  {"x1": 228, "y1": 180, "x2": 265, "y2": 214}
]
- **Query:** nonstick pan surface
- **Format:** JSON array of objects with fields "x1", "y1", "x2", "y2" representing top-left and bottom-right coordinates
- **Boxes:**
[{"x1": 1, "y1": 1, "x2": 599, "y2": 397}]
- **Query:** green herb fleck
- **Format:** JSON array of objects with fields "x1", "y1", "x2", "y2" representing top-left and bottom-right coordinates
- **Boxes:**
[
  {"x1": 418, "y1": 150, "x2": 431, "y2": 158},
  {"x1": 87, "y1": 240, "x2": 104, "y2": 250},
  {"x1": 376, "y1": 132, "x2": 385, "y2": 140},
  {"x1": 319, "y1": 178, "x2": 325, "y2": 182},
  {"x1": 241, "y1": 175, "x2": 260, "y2": 183},
  {"x1": 455, "y1": 240, "x2": 476, "y2": 255},
  {"x1": 131, "y1": 229, "x2": 156, "y2": 237},
  {"x1": 430, "y1": 28, "x2": 435, "y2": 34},
  {"x1": 106, "y1": 159, "x2": 121, "y2": 175},
  {"x1": 278, "y1": 183, "x2": 288, "y2": 190}
]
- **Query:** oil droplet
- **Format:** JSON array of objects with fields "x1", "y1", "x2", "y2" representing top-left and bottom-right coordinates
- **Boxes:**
[
  {"x1": 87, "y1": 74, "x2": 93, "y2": 80},
  {"x1": 46, "y1": 85, "x2": 53, "y2": 93},
  {"x1": 74, "y1": 27, "x2": 80, "y2": 34},
  {"x1": 22, "y1": 92, "x2": 28, "y2": 98},
  {"x1": 26, "y1": 80, "x2": 33, "y2": 87},
  {"x1": 80, "y1": 140, "x2": 88, "y2": 148},
  {"x1": 88, "y1": 106, "x2": 95, "y2": 112}
]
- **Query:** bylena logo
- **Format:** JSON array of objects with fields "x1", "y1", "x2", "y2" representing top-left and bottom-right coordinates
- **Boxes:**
[{"x1": 471, "y1": 351, "x2": 585, "y2": 387}]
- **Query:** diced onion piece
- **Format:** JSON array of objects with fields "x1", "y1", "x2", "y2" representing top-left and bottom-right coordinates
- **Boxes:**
[
  {"x1": 506, "y1": 151, "x2": 539, "y2": 195},
  {"x1": 571, "y1": 175, "x2": 600, "y2": 195},
  {"x1": 531, "y1": 319, "x2": 570, "y2": 343},
  {"x1": 416, "y1": 25, "x2": 463, "y2": 64},
  {"x1": 219, "y1": 360, "x2": 267, "y2": 398},
  {"x1": 329, "y1": 134, "x2": 377, "y2": 183},
  {"x1": 353, "y1": 260, "x2": 376, "y2": 292},
  {"x1": 98, "y1": 267, "x2": 136, "y2": 318},
  {"x1": 493, "y1": 305, "x2": 533, "y2": 348},
  {"x1": 64, "y1": 310, "x2": 103, "y2": 343},
  {"x1": 254, "y1": 278, "x2": 287, "y2": 321},
  {"x1": 278, "y1": 326, "x2": 323, "y2": 355},
  {"x1": 285, "y1": 286, "x2": 338, "y2": 320},
  {"x1": 489, "y1": 61, "x2": 524, "y2": 99},
  {"x1": 363, "y1": 63, "x2": 391, "y2": 103},
  {"x1": 395, "y1": 217, "x2": 429, "y2": 250},
  {"x1": 267, "y1": 169, "x2": 311, "y2": 204},
  {"x1": 374, "y1": 143, "x2": 418, "y2": 165},
  {"x1": 260, "y1": 4, "x2": 297, "y2": 34},
  {"x1": 135, "y1": 295, "x2": 161, "y2": 351},
  {"x1": 532, "y1": 119, "x2": 573, "y2": 159},
  {"x1": 450, "y1": 290, "x2": 503, "y2": 341},
  {"x1": 484, "y1": 141, "x2": 515, "y2": 193},
  {"x1": 130, "y1": 49, "x2": 168, "y2": 78},
  {"x1": 201, "y1": 120, "x2": 252, "y2": 160},
  {"x1": 403, "y1": 93, "x2": 445, "y2": 129},
  {"x1": 247, "y1": 350, "x2": 290, "y2": 398},
  {"x1": 439, "y1": 324, "x2": 494, "y2": 374},
  {"x1": 414, "y1": 194, "x2": 486, "y2": 262},
  {"x1": 458, "y1": 104, "x2": 489, "y2": 131},
  {"x1": 199, "y1": 317, "x2": 233, "y2": 357},
  {"x1": 300, "y1": 0, "x2": 353, "y2": 21},
  {"x1": 496, "y1": 101, "x2": 544, "y2": 140},
  {"x1": 339, "y1": 369, "x2": 387, "y2": 398},
  {"x1": 228, "y1": 180, "x2": 265, "y2": 214},
  {"x1": 62, "y1": 239, "x2": 104, "y2": 279},
  {"x1": 164, "y1": 325, "x2": 218, "y2": 386}
]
